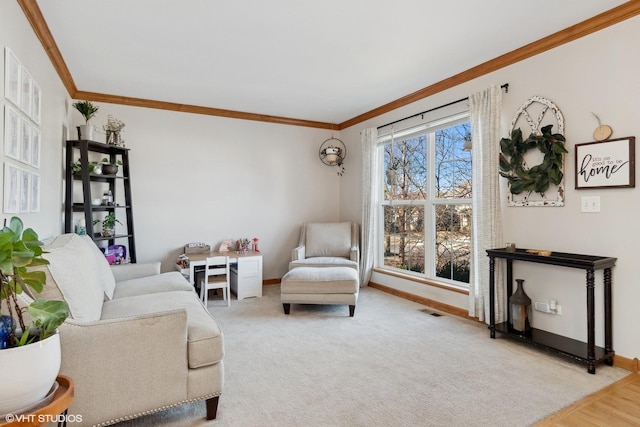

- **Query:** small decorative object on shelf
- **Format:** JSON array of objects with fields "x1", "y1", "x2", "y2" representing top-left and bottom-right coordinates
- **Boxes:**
[
  {"x1": 103, "y1": 114, "x2": 126, "y2": 146},
  {"x1": 236, "y1": 238, "x2": 251, "y2": 253},
  {"x1": 75, "y1": 219, "x2": 86, "y2": 235},
  {"x1": 509, "y1": 279, "x2": 532, "y2": 334},
  {"x1": 100, "y1": 157, "x2": 122, "y2": 175},
  {"x1": 252, "y1": 237, "x2": 260, "y2": 252},
  {"x1": 94, "y1": 213, "x2": 122, "y2": 237}
]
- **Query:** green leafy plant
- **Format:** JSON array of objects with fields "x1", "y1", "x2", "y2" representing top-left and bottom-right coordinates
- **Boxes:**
[
  {"x1": 93, "y1": 213, "x2": 122, "y2": 236},
  {"x1": 0, "y1": 217, "x2": 69, "y2": 348},
  {"x1": 70, "y1": 159, "x2": 99, "y2": 174},
  {"x1": 499, "y1": 124, "x2": 568, "y2": 195},
  {"x1": 72, "y1": 100, "x2": 99, "y2": 124}
]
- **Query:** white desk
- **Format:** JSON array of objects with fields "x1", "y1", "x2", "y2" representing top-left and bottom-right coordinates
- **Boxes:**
[{"x1": 178, "y1": 251, "x2": 263, "y2": 299}]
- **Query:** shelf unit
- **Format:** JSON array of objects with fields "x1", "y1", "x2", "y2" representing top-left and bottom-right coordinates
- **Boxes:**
[
  {"x1": 64, "y1": 140, "x2": 136, "y2": 263},
  {"x1": 486, "y1": 248, "x2": 616, "y2": 374}
]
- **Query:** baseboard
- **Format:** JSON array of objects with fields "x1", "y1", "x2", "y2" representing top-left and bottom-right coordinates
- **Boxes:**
[
  {"x1": 368, "y1": 281, "x2": 473, "y2": 320},
  {"x1": 369, "y1": 281, "x2": 639, "y2": 373},
  {"x1": 614, "y1": 355, "x2": 639, "y2": 373}
]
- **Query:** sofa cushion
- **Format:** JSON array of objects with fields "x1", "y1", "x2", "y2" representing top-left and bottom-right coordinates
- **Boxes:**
[
  {"x1": 281, "y1": 266, "x2": 359, "y2": 294},
  {"x1": 42, "y1": 234, "x2": 104, "y2": 321},
  {"x1": 289, "y1": 256, "x2": 358, "y2": 270},
  {"x1": 79, "y1": 235, "x2": 117, "y2": 300},
  {"x1": 101, "y1": 291, "x2": 223, "y2": 368},
  {"x1": 113, "y1": 272, "x2": 194, "y2": 299},
  {"x1": 305, "y1": 222, "x2": 352, "y2": 258}
]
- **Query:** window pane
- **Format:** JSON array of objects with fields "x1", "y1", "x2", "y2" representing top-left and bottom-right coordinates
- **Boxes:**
[
  {"x1": 434, "y1": 123, "x2": 472, "y2": 199},
  {"x1": 434, "y1": 204, "x2": 471, "y2": 283},
  {"x1": 383, "y1": 205, "x2": 425, "y2": 273},
  {"x1": 384, "y1": 135, "x2": 427, "y2": 200}
]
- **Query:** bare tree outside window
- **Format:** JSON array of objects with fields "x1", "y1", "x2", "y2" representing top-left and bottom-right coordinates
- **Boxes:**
[{"x1": 382, "y1": 121, "x2": 472, "y2": 285}]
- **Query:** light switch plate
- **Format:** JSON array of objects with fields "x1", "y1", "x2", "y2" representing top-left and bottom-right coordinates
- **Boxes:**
[{"x1": 581, "y1": 196, "x2": 601, "y2": 213}]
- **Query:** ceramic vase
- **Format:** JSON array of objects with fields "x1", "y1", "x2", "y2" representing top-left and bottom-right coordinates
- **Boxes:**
[
  {"x1": 509, "y1": 279, "x2": 532, "y2": 334},
  {"x1": 0, "y1": 332, "x2": 61, "y2": 416}
]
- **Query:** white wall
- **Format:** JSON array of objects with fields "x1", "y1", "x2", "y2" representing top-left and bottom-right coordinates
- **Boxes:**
[
  {"x1": 68, "y1": 104, "x2": 341, "y2": 280},
  {"x1": 1, "y1": 1, "x2": 71, "y2": 237},
  {"x1": 340, "y1": 16, "x2": 640, "y2": 360}
]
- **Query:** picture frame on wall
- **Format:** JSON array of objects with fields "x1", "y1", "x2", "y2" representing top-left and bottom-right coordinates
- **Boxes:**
[
  {"x1": 21, "y1": 120, "x2": 32, "y2": 165},
  {"x1": 31, "y1": 80, "x2": 41, "y2": 124},
  {"x1": 19, "y1": 168, "x2": 30, "y2": 213},
  {"x1": 31, "y1": 128, "x2": 41, "y2": 168},
  {"x1": 4, "y1": 105, "x2": 21, "y2": 159},
  {"x1": 575, "y1": 137, "x2": 636, "y2": 189},
  {"x1": 4, "y1": 48, "x2": 21, "y2": 107},
  {"x1": 4, "y1": 162, "x2": 20, "y2": 213},
  {"x1": 20, "y1": 67, "x2": 32, "y2": 115},
  {"x1": 30, "y1": 172, "x2": 40, "y2": 212}
]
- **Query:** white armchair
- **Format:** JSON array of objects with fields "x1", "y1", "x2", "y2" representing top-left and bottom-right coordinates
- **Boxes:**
[
  {"x1": 282, "y1": 222, "x2": 360, "y2": 316},
  {"x1": 289, "y1": 222, "x2": 360, "y2": 271}
]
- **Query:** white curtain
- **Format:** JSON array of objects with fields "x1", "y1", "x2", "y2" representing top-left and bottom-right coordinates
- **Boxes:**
[
  {"x1": 360, "y1": 127, "x2": 379, "y2": 286},
  {"x1": 468, "y1": 86, "x2": 505, "y2": 323}
]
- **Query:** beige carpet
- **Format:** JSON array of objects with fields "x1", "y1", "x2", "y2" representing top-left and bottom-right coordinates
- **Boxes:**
[{"x1": 117, "y1": 285, "x2": 628, "y2": 427}]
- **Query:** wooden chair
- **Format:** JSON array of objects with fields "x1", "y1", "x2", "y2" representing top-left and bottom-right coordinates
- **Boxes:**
[{"x1": 199, "y1": 255, "x2": 230, "y2": 307}]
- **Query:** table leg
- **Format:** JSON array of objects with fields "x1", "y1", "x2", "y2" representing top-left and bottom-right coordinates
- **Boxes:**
[
  {"x1": 604, "y1": 267, "x2": 614, "y2": 365},
  {"x1": 586, "y1": 268, "x2": 596, "y2": 374},
  {"x1": 489, "y1": 256, "x2": 496, "y2": 338}
]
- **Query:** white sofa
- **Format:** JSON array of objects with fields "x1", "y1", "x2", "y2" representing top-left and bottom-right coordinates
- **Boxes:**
[{"x1": 29, "y1": 234, "x2": 224, "y2": 426}]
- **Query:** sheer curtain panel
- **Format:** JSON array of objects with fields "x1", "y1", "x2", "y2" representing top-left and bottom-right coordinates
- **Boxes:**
[
  {"x1": 360, "y1": 127, "x2": 379, "y2": 286},
  {"x1": 468, "y1": 86, "x2": 505, "y2": 323}
]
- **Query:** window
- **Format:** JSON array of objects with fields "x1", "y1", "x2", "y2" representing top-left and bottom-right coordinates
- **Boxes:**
[{"x1": 379, "y1": 113, "x2": 472, "y2": 287}]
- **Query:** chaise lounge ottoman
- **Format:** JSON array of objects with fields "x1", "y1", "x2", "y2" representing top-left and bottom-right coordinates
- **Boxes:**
[{"x1": 280, "y1": 266, "x2": 359, "y2": 317}]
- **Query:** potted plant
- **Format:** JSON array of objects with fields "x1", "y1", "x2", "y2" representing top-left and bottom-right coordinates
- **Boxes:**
[
  {"x1": 0, "y1": 217, "x2": 70, "y2": 415},
  {"x1": 72, "y1": 100, "x2": 99, "y2": 141},
  {"x1": 70, "y1": 158, "x2": 100, "y2": 174},
  {"x1": 103, "y1": 115, "x2": 126, "y2": 146},
  {"x1": 100, "y1": 158, "x2": 123, "y2": 175},
  {"x1": 94, "y1": 213, "x2": 123, "y2": 237}
]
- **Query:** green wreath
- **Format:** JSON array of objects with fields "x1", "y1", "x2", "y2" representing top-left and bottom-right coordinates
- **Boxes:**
[{"x1": 499, "y1": 124, "x2": 568, "y2": 195}]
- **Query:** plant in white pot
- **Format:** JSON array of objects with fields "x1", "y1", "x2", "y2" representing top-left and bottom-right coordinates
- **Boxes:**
[
  {"x1": 0, "y1": 217, "x2": 70, "y2": 416},
  {"x1": 94, "y1": 213, "x2": 123, "y2": 237},
  {"x1": 72, "y1": 100, "x2": 99, "y2": 141}
]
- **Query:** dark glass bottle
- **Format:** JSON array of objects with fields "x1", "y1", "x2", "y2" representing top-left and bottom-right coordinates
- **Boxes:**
[{"x1": 509, "y1": 279, "x2": 532, "y2": 334}]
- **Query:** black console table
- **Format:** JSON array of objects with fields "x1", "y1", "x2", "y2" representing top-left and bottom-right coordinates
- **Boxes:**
[{"x1": 486, "y1": 248, "x2": 616, "y2": 374}]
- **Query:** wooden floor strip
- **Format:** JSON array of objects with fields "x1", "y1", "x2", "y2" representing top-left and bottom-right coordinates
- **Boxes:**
[{"x1": 535, "y1": 373, "x2": 640, "y2": 426}]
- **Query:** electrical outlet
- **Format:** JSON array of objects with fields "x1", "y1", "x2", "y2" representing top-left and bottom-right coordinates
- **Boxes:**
[{"x1": 534, "y1": 301, "x2": 562, "y2": 315}]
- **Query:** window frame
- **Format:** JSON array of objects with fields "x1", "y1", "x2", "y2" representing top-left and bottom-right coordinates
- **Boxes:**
[{"x1": 376, "y1": 111, "x2": 472, "y2": 290}]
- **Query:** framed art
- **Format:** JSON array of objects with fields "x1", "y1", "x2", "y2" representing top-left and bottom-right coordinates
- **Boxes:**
[
  {"x1": 20, "y1": 67, "x2": 32, "y2": 115},
  {"x1": 4, "y1": 162, "x2": 20, "y2": 213},
  {"x1": 31, "y1": 127, "x2": 41, "y2": 168},
  {"x1": 4, "y1": 105, "x2": 21, "y2": 159},
  {"x1": 19, "y1": 168, "x2": 30, "y2": 213},
  {"x1": 31, "y1": 80, "x2": 41, "y2": 124},
  {"x1": 30, "y1": 172, "x2": 40, "y2": 212},
  {"x1": 21, "y1": 120, "x2": 32, "y2": 165},
  {"x1": 575, "y1": 137, "x2": 635, "y2": 189},
  {"x1": 4, "y1": 48, "x2": 21, "y2": 107}
]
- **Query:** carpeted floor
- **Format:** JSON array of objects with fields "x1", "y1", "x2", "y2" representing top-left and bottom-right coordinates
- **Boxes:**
[{"x1": 117, "y1": 285, "x2": 628, "y2": 427}]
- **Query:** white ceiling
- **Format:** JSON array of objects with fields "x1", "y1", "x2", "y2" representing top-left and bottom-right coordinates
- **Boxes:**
[{"x1": 37, "y1": 0, "x2": 627, "y2": 124}]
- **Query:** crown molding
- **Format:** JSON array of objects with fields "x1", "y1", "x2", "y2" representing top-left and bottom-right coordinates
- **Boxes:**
[{"x1": 73, "y1": 91, "x2": 335, "y2": 129}]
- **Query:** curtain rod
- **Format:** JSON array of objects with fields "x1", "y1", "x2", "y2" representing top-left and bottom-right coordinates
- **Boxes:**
[{"x1": 377, "y1": 83, "x2": 509, "y2": 130}]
